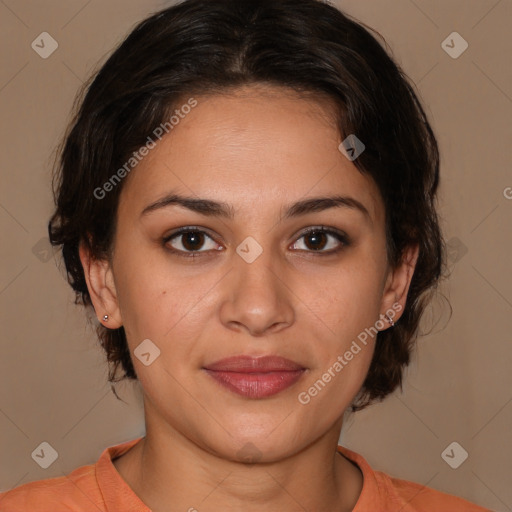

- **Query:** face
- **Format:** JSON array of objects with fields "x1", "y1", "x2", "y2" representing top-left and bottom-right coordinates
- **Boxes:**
[{"x1": 83, "y1": 84, "x2": 416, "y2": 462}]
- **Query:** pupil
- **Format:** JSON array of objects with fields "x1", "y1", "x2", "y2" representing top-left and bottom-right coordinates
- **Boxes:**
[
  {"x1": 306, "y1": 231, "x2": 326, "y2": 250},
  {"x1": 183, "y1": 232, "x2": 203, "y2": 251}
]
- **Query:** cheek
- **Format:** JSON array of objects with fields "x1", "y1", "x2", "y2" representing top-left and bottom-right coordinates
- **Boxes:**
[
  {"x1": 296, "y1": 286, "x2": 379, "y2": 422},
  {"x1": 113, "y1": 251, "x2": 219, "y2": 354},
  {"x1": 292, "y1": 253, "x2": 384, "y2": 409},
  {"x1": 299, "y1": 257, "x2": 385, "y2": 343}
]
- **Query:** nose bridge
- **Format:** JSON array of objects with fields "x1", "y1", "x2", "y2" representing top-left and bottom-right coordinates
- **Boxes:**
[
  {"x1": 234, "y1": 237, "x2": 281, "y2": 298},
  {"x1": 220, "y1": 237, "x2": 294, "y2": 335}
]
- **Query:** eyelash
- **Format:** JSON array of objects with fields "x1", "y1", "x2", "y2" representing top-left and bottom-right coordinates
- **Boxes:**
[{"x1": 162, "y1": 226, "x2": 351, "y2": 259}]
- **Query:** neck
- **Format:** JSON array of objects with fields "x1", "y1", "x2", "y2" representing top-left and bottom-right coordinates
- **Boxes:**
[{"x1": 114, "y1": 415, "x2": 362, "y2": 512}]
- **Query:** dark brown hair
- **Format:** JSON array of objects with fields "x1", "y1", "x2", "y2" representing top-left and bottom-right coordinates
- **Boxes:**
[{"x1": 49, "y1": 0, "x2": 445, "y2": 411}]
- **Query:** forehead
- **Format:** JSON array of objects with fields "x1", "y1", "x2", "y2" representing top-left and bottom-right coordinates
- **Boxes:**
[{"x1": 118, "y1": 85, "x2": 383, "y2": 222}]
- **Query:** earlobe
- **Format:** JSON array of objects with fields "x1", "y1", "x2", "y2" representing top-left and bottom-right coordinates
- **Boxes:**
[
  {"x1": 380, "y1": 243, "x2": 420, "y2": 327},
  {"x1": 78, "y1": 241, "x2": 122, "y2": 328}
]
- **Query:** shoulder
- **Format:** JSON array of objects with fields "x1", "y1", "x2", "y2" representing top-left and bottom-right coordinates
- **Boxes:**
[
  {"x1": 0, "y1": 437, "x2": 144, "y2": 512},
  {"x1": 337, "y1": 445, "x2": 493, "y2": 512},
  {"x1": 0, "y1": 464, "x2": 104, "y2": 512},
  {"x1": 375, "y1": 471, "x2": 493, "y2": 511}
]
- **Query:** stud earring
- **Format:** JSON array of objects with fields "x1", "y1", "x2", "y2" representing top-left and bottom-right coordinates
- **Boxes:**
[
  {"x1": 385, "y1": 314, "x2": 395, "y2": 327},
  {"x1": 103, "y1": 315, "x2": 109, "y2": 322}
]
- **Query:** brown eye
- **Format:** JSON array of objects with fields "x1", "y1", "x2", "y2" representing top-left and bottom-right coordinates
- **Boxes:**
[
  {"x1": 181, "y1": 231, "x2": 205, "y2": 251},
  {"x1": 164, "y1": 229, "x2": 220, "y2": 255},
  {"x1": 303, "y1": 230, "x2": 328, "y2": 251},
  {"x1": 291, "y1": 227, "x2": 349, "y2": 254}
]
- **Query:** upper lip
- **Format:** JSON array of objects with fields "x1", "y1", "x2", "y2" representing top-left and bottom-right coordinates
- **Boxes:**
[{"x1": 203, "y1": 355, "x2": 305, "y2": 373}]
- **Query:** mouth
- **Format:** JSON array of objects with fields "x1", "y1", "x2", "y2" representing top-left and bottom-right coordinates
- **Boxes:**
[{"x1": 202, "y1": 355, "x2": 306, "y2": 399}]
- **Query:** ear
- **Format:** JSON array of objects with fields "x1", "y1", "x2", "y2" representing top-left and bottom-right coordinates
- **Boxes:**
[
  {"x1": 379, "y1": 243, "x2": 420, "y2": 328},
  {"x1": 79, "y1": 241, "x2": 122, "y2": 329}
]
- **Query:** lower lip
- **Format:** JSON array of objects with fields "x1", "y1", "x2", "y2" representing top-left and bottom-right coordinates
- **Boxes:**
[{"x1": 204, "y1": 369, "x2": 305, "y2": 398}]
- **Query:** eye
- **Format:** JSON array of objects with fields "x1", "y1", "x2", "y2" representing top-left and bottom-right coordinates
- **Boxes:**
[
  {"x1": 163, "y1": 228, "x2": 222, "y2": 256},
  {"x1": 163, "y1": 226, "x2": 350, "y2": 259},
  {"x1": 291, "y1": 227, "x2": 349, "y2": 254}
]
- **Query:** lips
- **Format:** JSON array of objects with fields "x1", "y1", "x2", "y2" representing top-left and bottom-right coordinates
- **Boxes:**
[{"x1": 203, "y1": 355, "x2": 306, "y2": 399}]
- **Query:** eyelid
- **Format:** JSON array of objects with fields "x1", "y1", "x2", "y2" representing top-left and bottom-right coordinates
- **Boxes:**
[{"x1": 295, "y1": 225, "x2": 348, "y2": 239}]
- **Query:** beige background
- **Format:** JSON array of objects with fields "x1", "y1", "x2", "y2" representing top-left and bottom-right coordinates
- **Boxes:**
[{"x1": 0, "y1": 0, "x2": 510, "y2": 510}]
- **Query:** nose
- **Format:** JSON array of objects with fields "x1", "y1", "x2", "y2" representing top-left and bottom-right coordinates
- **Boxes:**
[{"x1": 219, "y1": 245, "x2": 295, "y2": 337}]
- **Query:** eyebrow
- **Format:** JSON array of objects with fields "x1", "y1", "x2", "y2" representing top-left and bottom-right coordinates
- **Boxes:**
[{"x1": 141, "y1": 192, "x2": 372, "y2": 223}]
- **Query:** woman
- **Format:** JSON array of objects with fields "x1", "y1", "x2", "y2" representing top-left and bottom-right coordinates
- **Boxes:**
[{"x1": 0, "y1": 0, "x2": 492, "y2": 510}]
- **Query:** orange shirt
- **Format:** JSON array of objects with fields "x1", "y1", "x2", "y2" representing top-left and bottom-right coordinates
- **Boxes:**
[{"x1": 0, "y1": 436, "x2": 492, "y2": 511}]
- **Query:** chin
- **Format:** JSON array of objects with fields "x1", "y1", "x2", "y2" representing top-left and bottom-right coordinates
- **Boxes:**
[{"x1": 207, "y1": 420, "x2": 306, "y2": 463}]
